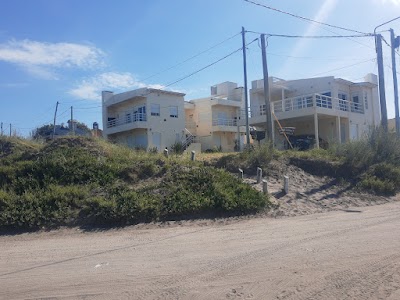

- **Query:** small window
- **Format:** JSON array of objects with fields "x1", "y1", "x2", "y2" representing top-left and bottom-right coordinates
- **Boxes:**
[
  {"x1": 169, "y1": 106, "x2": 178, "y2": 118},
  {"x1": 151, "y1": 104, "x2": 160, "y2": 116},
  {"x1": 364, "y1": 92, "x2": 368, "y2": 110}
]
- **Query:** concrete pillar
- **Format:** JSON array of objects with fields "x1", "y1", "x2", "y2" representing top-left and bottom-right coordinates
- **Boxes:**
[
  {"x1": 262, "y1": 179, "x2": 268, "y2": 194},
  {"x1": 336, "y1": 116, "x2": 341, "y2": 144},
  {"x1": 257, "y1": 167, "x2": 262, "y2": 183},
  {"x1": 238, "y1": 168, "x2": 244, "y2": 179},
  {"x1": 191, "y1": 150, "x2": 196, "y2": 161},
  {"x1": 314, "y1": 112, "x2": 320, "y2": 149},
  {"x1": 284, "y1": 175, "x2": 289, "y2": 194}
]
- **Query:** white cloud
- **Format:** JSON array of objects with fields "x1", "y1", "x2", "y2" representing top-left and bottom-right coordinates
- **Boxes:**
[
  {"x1": 376, "y1": 0, "x2": 400, "y2": 5},
  {"x1": 69, "y1": 72, "x2": 165, "y2": 100},
  {"x1": 278, "y1": 0, "x2": 338, "y2": 77},
  {"x1": 0, "y1": 39, "x2": 105, "y2": 79}
]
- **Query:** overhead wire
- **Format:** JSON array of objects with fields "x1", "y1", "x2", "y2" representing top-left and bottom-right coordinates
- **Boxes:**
[
  {"x1": 247, "y1": 31, "x2": 372, "y2": 39},
  {"x1": 312, "y1": 58, "x2": 376, "y2": 76},
  {"x1": 141, "y1": 32, "x2": 242, "y2": 82},
  {"x1": 243, "y1": 0, "x2": 369, "y2": 35}
]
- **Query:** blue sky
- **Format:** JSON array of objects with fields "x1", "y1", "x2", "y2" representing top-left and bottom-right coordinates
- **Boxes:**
[{"x1": 0, "y1": 0, "x2": 400, "y2": 136}]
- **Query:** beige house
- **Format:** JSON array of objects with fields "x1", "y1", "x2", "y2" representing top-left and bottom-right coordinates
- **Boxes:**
[
  {"x1": 185, "y1": 82, "x2": 247, "y2": 152},
  {"x1": 249, "y1": 73, "x2": 381, "y2": 149},
  {"x1": 102, "y1": 88, "x2": 187, "y2": 151}
]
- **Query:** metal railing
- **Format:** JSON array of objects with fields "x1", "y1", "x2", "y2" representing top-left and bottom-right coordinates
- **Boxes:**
[
  {"x1": 107, "y1": 112, "x2": 147, "y2": 128},
  {"x1": 212, "y1": 118, "x2": 238, "y2": 126},
  {"x1": 250, "y1": 93, "x2": 364, "y2": 116}
]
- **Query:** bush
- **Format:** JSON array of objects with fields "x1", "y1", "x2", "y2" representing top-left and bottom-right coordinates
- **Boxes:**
[{"x1": 0, "y1": 136, "x2": 270, "y2": 230}]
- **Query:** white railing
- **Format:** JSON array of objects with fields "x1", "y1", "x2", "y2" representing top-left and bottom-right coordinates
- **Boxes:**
[
  {"x1": 107, "y1": 112, "x2": 147, "y2": 128},
  {"x1": 212, "y1": 118, "x2": 238, "y2": 126},
  {"x1": 250, "y1": 93, "x2": 364, "y2": 116}
]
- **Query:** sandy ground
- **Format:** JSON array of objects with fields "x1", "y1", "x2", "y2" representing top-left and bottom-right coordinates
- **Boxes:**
[
  {"x1": 1, "y1": 200, "x2": 400, "y2": 300},
  {"x1": 244, "y1": 161, "x2": 397, "y2": 218}
]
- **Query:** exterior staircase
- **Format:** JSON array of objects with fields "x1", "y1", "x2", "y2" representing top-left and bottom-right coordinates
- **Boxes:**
[{"x1": 182, "y1": 128, "x2": 196, "y2": 151}]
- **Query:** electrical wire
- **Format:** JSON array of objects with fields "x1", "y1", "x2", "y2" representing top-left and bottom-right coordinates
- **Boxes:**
[
  {"x1": 162, "y1": 39, "x2": 257, "y2": 90},
  {"x1": 243, "y1": 0, "x2": 369, "y2": 35},
  {"x1": 141, "y1": 32, "x2": 241, "y2": 82},
  {"x1": 247, "y1": 31, "x2": 372, "y2": 39},
  {"x1": 312, "y1": 57, "x2": 376, "y2": 76}
]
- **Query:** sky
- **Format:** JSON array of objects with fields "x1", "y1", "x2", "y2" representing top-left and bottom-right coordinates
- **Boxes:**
[{"x1": 0, "y1": 0, "x2": 400, "y2": 136}]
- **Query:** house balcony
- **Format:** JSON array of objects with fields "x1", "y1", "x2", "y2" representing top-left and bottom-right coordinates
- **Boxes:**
[
  {"x1": 212, "y1": 118, "x2": 246, "y2": 133},
  {"x1": 106, "y1": 113, "x2": 147, "y2": 135},
  {"x1": 210, "y1": 97, "x2": 242, "y2": 107},
  {"x1": 249, "y1": 93, "x2": 364, "y2": 125}
]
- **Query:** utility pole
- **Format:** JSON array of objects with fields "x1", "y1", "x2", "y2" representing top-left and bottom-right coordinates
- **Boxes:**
[
  {"x1": 70, "y1": 106, "x2": 74, "y2": 135},
  {"x1": 0, "y1": 122, "x2": 3, "y2": 135},
  {"x1": 261, "y1": 34, "x2": 273, "y2": 143},
  {"x1": 9, "y1": 123, "x2": 11, "y2": 137},
  {"x1": 52, "y1": 101, "x2": 59, "y2": 139},
  {"x1": 242, "y1": 27, "x2": 250, "y2": 146},
  {"x1": 390, "y1": 28, "x2": 400, "y2": 135},
  {"x1": 376, "y1": 34, "x2": 388, "y2": 131}
]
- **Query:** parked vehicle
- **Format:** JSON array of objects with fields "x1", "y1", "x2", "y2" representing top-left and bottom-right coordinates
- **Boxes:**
[{"x1": 287, "y1": 135, "x2": 328, "y2": 150}]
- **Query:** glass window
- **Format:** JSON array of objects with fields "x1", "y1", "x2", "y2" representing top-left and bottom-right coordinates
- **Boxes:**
[
  {"x1": 169, "y1": 106, "x2": 178, "y2": 118},
  {"x1": 151, "y1": 104, "x2": 160, "y2": 116},
  {"x1": 364, "y1": 92, "x2": 368, "y2": 110}
]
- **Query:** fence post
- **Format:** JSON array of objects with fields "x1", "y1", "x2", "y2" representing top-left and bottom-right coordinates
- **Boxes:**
[
  {"x1": 283, "y1": 175, "x2": 289, "y2": 194},
  {"x1": 262, "y1": 179, "x2": 268, "y2": 194},
  {"x1": 191, "y1": 150, "x2": 196, "y2": 161},
  {"x1": 238, "y1": 168, "x2": 244, "y2": 179},
  {"x1": 257, "y1": 167, "x2": 262, "y2": 183},
  {"x1": 164, "y1": 148, "x2": 169, "y2": 158}
]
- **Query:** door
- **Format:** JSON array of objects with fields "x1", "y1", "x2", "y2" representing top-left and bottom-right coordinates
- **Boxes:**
[
  {"x1": 152, "y1": 132, "x2": 161, "y2": 151},
  {"x1": 340, "y1": 123, "x2": 346, "y2": 143},
  {"x1": 350, "y1": 124, "x2": 359, "y2": 140}
]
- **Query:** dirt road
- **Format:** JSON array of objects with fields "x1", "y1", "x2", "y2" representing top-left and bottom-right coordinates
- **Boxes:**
[{"x1": 1, "y1": 201, "x2": 400, "y2": 300}]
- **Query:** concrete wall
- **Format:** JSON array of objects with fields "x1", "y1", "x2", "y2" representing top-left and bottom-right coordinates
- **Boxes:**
[{"x1": 103, "y1": 89, "x2": 185, "y2": 152}]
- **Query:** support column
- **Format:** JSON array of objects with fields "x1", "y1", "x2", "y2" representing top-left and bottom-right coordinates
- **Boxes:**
[
  {"x1": 336, "y1": 116, "x2": 341, "y2": 144},
  {"x1": 314, "y1": 112, "x2": 320, "y2": 149},
  {"x1": 271, "y1": 118, "x2": 275, "y2": 146}
]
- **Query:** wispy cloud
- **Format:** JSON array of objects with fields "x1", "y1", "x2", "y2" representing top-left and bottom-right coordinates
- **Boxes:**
[
  {"x1": 0, "y1": 39, "x2": 105, "y2": 79},
  {"x1": 69, "y1": 72, "x2": 165, "y2": 100},
  {"x1": 376, "y1": 0, "x2": 400, "y2": 5},
  {"x1": 278, "y1": 0, "x2": 338, "y2": 77}
]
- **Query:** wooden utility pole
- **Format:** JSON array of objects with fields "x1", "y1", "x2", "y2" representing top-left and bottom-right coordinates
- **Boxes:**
[
  {"x1": 70, "y1": 106, "x2": 74, "y2": 135},
  {"x1": 242, "y1": 27, "x2": 250, "y2": 146},
  {"x1": 390, "y1": 28, "x2": 400, "y2": 135},
  {"x1": 376, "y1": 34, "x2": 388, "y2": 131},
  {"x1": 52, "y1": 101, "x2": 59, "y2": 139},
  {"x1": 9, "y1": 123, "x2": 11, "y2": 137},
  {"x1": 261, "y1": 34, "x2": 273, "y2": 143}
]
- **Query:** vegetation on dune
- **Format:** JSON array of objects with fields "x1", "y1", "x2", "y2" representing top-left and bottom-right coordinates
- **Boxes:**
[
  {"x1": 1, "y1": 126, "x2": 400, "y2": 231},
  {"x1": 0, "y1": 136, "x2": 270, "y2": 230}
]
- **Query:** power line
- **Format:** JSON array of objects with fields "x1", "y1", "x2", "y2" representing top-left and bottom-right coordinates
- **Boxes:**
[
  {"x1": 243, "y1": 0, "x2": 369, "y2": 35},
  {"x1": 247, "y1": 31, "x2": 372, "y2": 39},
  {"x1": 312, "y1": 57, "x2": 376, "y2": 76},
  {"x1": 162, "y1": 38, "x2": 258, "y2": 90},
  {"x1": 141, "y1": 32, "x2": 241, "y2": 82}
]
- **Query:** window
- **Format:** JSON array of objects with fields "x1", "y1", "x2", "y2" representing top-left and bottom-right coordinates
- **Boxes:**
[
  {"x1": 364, "y1": 92, "x2": 368, "y2": 110},
  {"x1": 338, "y1": 92, "x2": 348, "y2": 111},
  {"x1": 169, "y1": 106, "x2": 178, "y2": 118},
  {"x1": 351, "y1": 94, "x2": 362, "y2": 113},
  {"x1": 133, "y1": 105, "x2": 146, "y2": 122},
  {"x1": 151, "y1": 104, "x2": 160, "y2": 116}
]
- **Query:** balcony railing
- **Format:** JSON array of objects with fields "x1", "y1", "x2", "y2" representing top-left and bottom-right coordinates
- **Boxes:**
[
  {"x1": 251, "y1": 93, "x2": 364, "y2": 116},
  {"x1": 212, "y1": 118, "x2": 238, "y2": 126},
  {"x1": 107, "y1": 113, "x2": 147, "y2": 128}
]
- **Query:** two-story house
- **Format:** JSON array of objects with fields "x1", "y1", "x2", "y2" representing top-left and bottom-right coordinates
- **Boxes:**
[
  {"x1": 185, "y1": 82, "x2": 247, "y2": 152},
  {"x1": 249, "y1": 73, "x2": 381, "y2": 149},
  {"x1": 102, "y1": 88, "x2": 186, "y2": 151}
]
